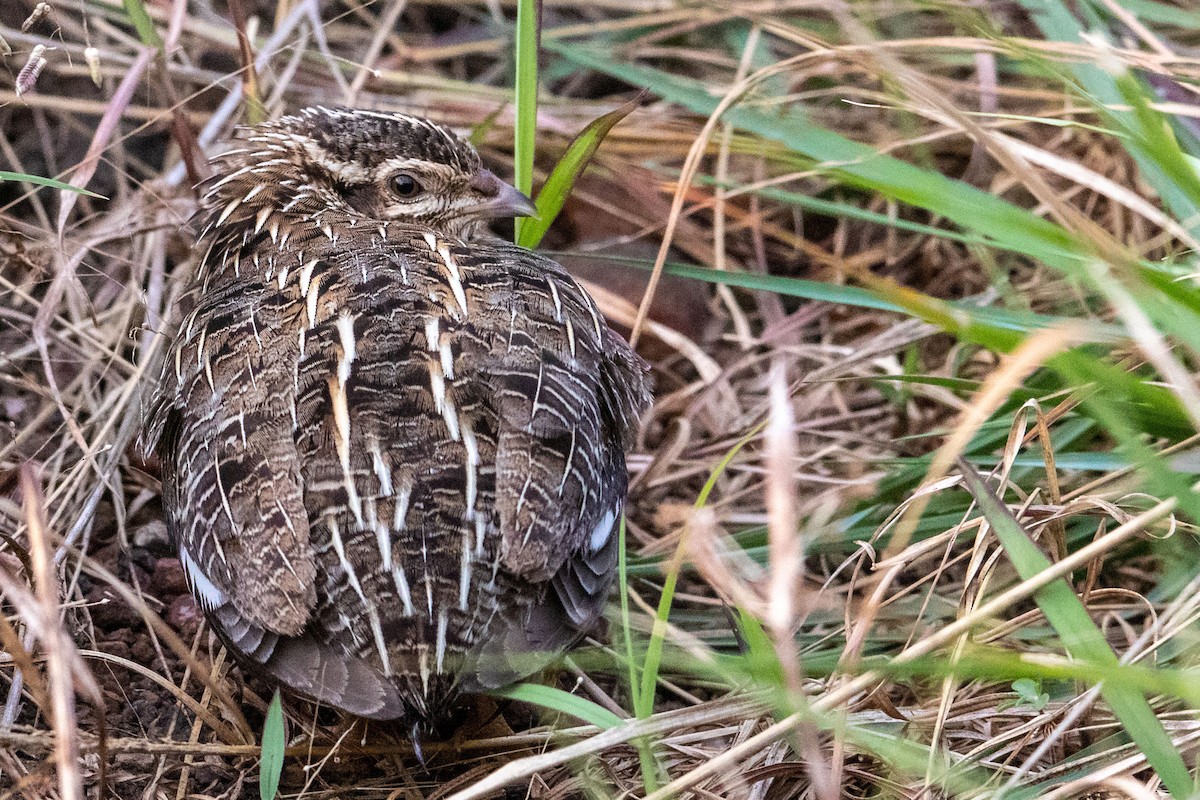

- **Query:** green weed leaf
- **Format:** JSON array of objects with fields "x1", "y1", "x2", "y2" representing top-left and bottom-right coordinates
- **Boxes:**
[
  {"x1": 517, "y1": 93, "x2": 643, "y2": 249},
  {"x1": 120, "y1": 0, "x2": 163, "y2": 48},
  {"x1": 259, "y1": 690, "x2": 285, "y2": 800},
  {"x1": 0, "y1": 171, "x2": 105, "y2": 198},
  {"x1": 491, "y1": 683, "x2": 623, "y2": 729}
]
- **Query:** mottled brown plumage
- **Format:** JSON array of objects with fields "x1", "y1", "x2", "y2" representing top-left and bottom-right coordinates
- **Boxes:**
[{"x1": 141, "y1": 107, "x2": 651, "y2": 723}]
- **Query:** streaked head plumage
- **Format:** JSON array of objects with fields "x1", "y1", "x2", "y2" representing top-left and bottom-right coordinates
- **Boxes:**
[{"x1": 201, "y1": 106, "x2": 535, "y2": 238}]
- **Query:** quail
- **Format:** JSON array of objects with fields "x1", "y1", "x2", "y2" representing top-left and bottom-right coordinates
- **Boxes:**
[{"x1": 141, "y1": 107, "x2": 652, "y2": 724}]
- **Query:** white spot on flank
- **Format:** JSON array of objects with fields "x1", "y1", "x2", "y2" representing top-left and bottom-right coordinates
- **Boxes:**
[
  {"x1": 530, "y1": 360, "x2": 545, "y2": 415},
  {"x1": 211, "y1": 162, "x2": 253, "y2": 190},
  {"x1": 443, "y1": 398, "x2": 461, "y2": 441},
  {"x1": 547, "y1": 279, "x2": 563, "y2": 321},
  {"x1": 336, "y1": 313, "x2": 357, "y2": 384},
  {"x1": 367, "y1": 604, "x2": 392, "y2": 676},
  {"x1": 436, "y1": 243, "x2": 469, "y2": 318},
  {"x1": 371, "y1": 444, "x2": 393, "y2": 496},
  {"x1": 306, "y1": 273, "x2": 324, "y2": 328},
  {"x1": 424, "y1": 316, "x2": 439, "y2": 352},
  {"x1": 275, "y1": 494, "x2": 298, "y2": 537},
  {"x1": 462, "y1": 425, "x2": 479, "y2": 519},
  {"x1": 419, "y1": 647, "x2": 431, "y2": 694},
  {"x1": 565, "y1": 317, "x2": 577, "y2": 359},
  {"x1": 178, "y1": 547, "x2": 226, "y2": 611},
  {"x1": 216, "y1": 197, "x2": 241, "y2": 226},
  {"x1": 329, "y1": 378, "x2": 362, "y2": 526},
  {"x1": 422, "y1": 231, "x2": 438, "y2": 251},
  {"x1": 586, "y1": 298, "x2": 603, "y2": 338},
  {"x1": 459, "y1": 528, "x2": 473, "y2": 610},
  {"x1": 374, "y1": 521, "x2": 393, "y2": 571},
  {"x1": 299, "y1": 259, "x2": 319, "y2": 293},
  {"x1": 429, "y1": 362, "x2": 446, "y2": 414},
  {"x1": 328, "y1": 518, "x2": 365, "y2": 602},
  {"x1": 211, "y1": 451, "x2": 238, "y2": 536},
  {"x1": 590, "y1": 508, "x2": 618, "y2": 551},
  {"x1": 393, "y1": 564, "x2": 415, "y2": 615},
  {"x1": 330, "y1": 517, "x2": 390, "y2": 674},
  {"x1": 243, "y1": 183, "x2": 266, "y2": 203},
  {"x1": 393, "y1": 482, "x2": 411, "y2": 530},
  {"x1": 435, "y1": 610, "x2": 449, "y2": 673},
  {"x1": 254, "y1": 207, "x2": 272, "y2": 234},
  {"x1": 195, "y1": 324, "x2": 208, "y2": 370},
  {"x1": 364, "y1": 495, "x2": 379, "y2": 530},
  {"x1": 520, "y1": 520, "x2": 537, "y2": 548},
  {"x1": 439, "y1": 341, "x2": 455, "y2": 380},
  {"x1": 475, "y1": 516, "x2": 487, "y2": 556},
  {"x1": 516, "y1": 475, "x2": 533, "y2": 515}
]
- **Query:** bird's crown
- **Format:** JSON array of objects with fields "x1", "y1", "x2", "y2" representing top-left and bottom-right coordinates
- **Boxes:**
[{"x1": 278, "y1": 106, "x2": 483, "y2": 176}]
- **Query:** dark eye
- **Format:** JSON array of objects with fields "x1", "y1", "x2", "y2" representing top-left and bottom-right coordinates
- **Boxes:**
[{"x1": 392, "y1": 173, "x2": 422, "y2": 197}]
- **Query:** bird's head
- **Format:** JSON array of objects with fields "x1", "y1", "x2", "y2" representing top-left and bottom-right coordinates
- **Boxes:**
[{"x1": 199, "y1": 106, "x2": 536, "y2": 239}]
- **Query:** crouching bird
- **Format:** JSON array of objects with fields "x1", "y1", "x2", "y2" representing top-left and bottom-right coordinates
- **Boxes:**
[{"x1": 141, "y1": 107, "x2": 651, "y2": 725}]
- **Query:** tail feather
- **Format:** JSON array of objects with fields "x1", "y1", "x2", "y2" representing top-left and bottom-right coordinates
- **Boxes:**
[{"x1": 210, "y1": 601, "x2": 407, "y2": 719}]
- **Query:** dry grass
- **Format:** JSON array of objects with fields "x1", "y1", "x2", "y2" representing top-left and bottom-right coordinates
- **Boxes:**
[{"x1": 3, "y1": 0, "x2": 1200, "y2": 798}]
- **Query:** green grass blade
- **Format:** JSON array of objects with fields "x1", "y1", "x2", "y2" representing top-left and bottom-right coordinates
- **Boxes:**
[
  {"x1": 517, "y1": 93, "x2": 642, "y2": 249},
  {"x1": 492, "y1": 683, "x2": 623, "y2": 729},
  {"x1": 629, "y1": 425, "x2": 768, "y2": 791},
  {"x1": 121, "y1": 0, "x2": 163, "y2": 48},
  {"x1": 957, "y1": 460, "x2": 1193, "y2": 798},
  {"x1": 880, "y1": 645, "x2": 1200, "y2": 707},
  {"x1": 733, "y1": 609, "x2": 783, "y2": 688},
  {"x1": 636, "y1": 424, "x2": 763, "y2": 719},
  {"x1": 617, "y1": 515, "x2": 640, "y2": 710},
  {"x1": 0, "y1": 171, "x2": 105, "y2": 198},
  {"x1": 617, "y1": 515, "x2": 661, "y2": 792},
  {"x1": 550, "y1": 253, "x2": 1124, "y2": 342},
  {"x1": 701, "y1": 176, "x2": 993, "y2": 248},
  {"x1": 512, "y1": 0, "x2": 540, "y2": 244},
  {"x1": 1048, "y1": 355, "x2": 1200, "y2": 520},
  {"x1": 545, "y1": 40, "x2": 1089, "y2": 273},
  {"x1": 259, "y1": 690, "x2": 285, "y2": 800},
  {"x1": 469, "y1": 103, "x2": 507, "y2": 146},
  {"x1": 1116, "y1": 0, "x2": 1200, "y2": 26},
  {"x1": 1018, "y1": 0, "x2": 1200, "y2": 236}
]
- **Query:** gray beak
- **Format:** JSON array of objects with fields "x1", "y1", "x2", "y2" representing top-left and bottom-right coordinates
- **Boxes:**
[{"x1": 469, "y1": 170, "x2": 538, "y2": 219}]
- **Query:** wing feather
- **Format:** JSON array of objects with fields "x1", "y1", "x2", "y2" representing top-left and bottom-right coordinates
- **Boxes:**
[{"x1": 146, "y1": 281, "x2": 317, "y2": 639}]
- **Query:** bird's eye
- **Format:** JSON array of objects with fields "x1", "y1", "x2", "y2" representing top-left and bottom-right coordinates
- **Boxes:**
[{"x1": 392, "y1": 173, "x2": 422, "y2": 198}]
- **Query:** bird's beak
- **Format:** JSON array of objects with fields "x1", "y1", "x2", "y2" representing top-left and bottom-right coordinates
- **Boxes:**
[{"x1": 469, "y1": 170, "x2": 538, "y2": 219}]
